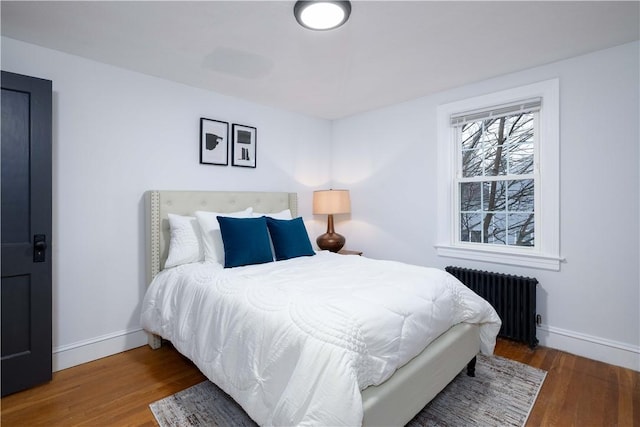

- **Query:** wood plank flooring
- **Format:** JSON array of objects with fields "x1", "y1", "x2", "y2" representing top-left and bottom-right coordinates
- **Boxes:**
[{"x1": 2, "y1": 339, "x2": 638, "y2": 426}]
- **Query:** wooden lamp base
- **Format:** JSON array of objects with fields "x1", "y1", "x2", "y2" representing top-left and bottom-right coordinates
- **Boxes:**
[
  {"x1": 316, "y1": 232, "x2": 346, "y2": 252},
  {"x1": 316, "y1": 214, "x2": 346, "y2": 252}
]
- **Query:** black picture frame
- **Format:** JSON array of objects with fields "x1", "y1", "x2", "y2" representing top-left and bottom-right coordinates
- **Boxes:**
[
  {"x1": 200, "y1": 118, "x2": 229, "y2": 166},
  {"x1": 231, "y1": 124, "x2": 257, "y2": 168}
]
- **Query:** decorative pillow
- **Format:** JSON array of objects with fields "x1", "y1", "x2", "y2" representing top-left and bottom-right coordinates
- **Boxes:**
[
  {"x1": 217, "y1": 216, "x2": 273, "y2": 268},
  {"x1": 266, "y1": 217, "x2": 316, "y2": 261},
  {"x1": 195, "y1": 208, "x2": 253, "y2": 264},
  {"x1": 164, "y1": 214, "x2": 204, "y2": 269},
  {"x1": 253, "y1": 209, "x2": 293, "y2": 220}
]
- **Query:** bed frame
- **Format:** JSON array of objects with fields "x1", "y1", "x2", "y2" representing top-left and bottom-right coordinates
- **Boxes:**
[{"x1": 144, "y1": 190, "x2": 480, "y2": 427}]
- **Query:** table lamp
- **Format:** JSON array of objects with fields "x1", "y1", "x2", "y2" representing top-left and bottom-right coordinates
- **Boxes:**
[{"x1": 313, "y1": 189, "x2": 351, "y2": 252}]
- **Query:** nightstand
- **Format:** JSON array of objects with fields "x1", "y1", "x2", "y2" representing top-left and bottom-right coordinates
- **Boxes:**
[{"x1": 338, "y1": 249, "x2": 363, "y2": 256}]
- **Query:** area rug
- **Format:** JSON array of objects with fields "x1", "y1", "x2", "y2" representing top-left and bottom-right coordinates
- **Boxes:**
[{"x1": 150, "y1": 354, "x2": 546, "y2": 427}]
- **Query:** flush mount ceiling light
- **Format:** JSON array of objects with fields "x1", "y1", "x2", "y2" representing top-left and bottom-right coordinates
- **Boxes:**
[{"x1": 294, "y1": 1, "x2": 352, "y2": 31}]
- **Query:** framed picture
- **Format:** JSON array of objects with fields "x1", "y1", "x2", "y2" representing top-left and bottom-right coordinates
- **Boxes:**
[
  {"x1": 200, "y1": 118, "x2": 229, "y2": 166},
  {"x1": 231, "y1": 124, "x2": 257, "y2": 168}
]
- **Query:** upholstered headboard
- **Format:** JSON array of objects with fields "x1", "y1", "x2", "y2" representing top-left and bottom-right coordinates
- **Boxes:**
[{"x1": 145, "y1": 190, "x2": 298, "y2": 284}]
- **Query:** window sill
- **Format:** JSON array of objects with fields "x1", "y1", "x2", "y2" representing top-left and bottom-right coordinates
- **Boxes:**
[{"x1": 435, "y1": 244, "x2": 563, "y2": 271}]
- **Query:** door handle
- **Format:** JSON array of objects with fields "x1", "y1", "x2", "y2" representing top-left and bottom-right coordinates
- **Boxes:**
[{"x1": 34, "y1": 234, "x2": 47, "y2": 262}]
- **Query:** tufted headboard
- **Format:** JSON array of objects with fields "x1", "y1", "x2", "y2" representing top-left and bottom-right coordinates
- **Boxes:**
[{"x1": 145, "y1": 190, "x2": 298, "y2": 284}]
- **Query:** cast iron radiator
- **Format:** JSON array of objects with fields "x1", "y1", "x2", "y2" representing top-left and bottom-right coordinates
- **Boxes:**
[{"x1": 445, "y1": 266, "x2": 539, "y2": 348}]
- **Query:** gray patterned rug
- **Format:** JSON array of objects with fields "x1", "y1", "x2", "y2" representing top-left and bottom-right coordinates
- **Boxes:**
[{"x1": 150, "y1": 354, "x2": 546, "y2": 427}]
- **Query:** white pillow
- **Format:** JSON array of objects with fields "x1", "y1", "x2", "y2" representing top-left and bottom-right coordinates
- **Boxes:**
[
  {"x1": 165, "y1": 214, "x2": 204, "y2": 269},
  {"x1": 253, "y1": 209, "x2": 293, "y2": 220},
  {"x1": 195, "y1": 207, "x2": 253, "y2": 264}
]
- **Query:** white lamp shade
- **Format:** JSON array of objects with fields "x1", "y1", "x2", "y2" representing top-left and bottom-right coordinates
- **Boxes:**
[{"x1": 313, "y1": 189, "x2": 351, "y2": 215}]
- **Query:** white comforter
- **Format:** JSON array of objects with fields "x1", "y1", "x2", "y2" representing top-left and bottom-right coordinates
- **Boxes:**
[{"x1": 141, "y1": 251, "x2": 501, "y2": 426}]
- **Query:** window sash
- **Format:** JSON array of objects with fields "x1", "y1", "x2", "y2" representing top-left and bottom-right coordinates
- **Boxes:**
[{"x1": 453, "y1": 112, "x2": 539, "y2": 250}]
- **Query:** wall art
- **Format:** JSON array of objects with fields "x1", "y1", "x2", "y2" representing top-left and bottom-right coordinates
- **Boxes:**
[
  {"x1": 200, "y1": 118, "x2": 229, "y2": 166},
  {"x1": 232, "y1": 123, "x2": 257, "y2": 168}
]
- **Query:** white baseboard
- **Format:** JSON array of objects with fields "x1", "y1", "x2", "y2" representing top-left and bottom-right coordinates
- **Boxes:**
[
  {"x1": 52, "y1": 328, "x2": 148, "y2": 372},
  {"x1": 537, "y1": 324, "x2": 640, "y2": 371}
]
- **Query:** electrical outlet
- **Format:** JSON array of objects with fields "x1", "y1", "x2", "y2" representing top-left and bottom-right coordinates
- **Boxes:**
[{"x1": 536, "y1": 314, "x2": 542, "y2": 326}]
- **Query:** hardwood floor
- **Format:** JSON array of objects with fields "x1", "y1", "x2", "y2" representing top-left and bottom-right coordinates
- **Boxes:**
[
  {"x1": 496, "y1": 340, "x2": 639, "y2": 426},
  {"x1": 1, "y1": 344, "x2": 206, "y2": 426},
  {"x1": 1, "y1": 339, "x2": 638, "y2": 426}
]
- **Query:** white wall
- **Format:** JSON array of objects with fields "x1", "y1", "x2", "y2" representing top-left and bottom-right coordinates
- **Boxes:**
[
  {"x1": 1, "y1": 37, "x2": 332, "y2": 370},
  {"x1": 332, "y1": 41, "x2": 640, "y2": 371}
]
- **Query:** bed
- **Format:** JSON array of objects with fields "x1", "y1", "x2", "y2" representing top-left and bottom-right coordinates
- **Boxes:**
[{"x1": 141, "y1": 190, "x2": 501, "y2": 426}]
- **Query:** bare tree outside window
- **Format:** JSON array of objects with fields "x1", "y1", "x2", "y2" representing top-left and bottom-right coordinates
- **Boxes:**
[{"x1": 458, "y1": 112, "x2": 535, "y2": 247}]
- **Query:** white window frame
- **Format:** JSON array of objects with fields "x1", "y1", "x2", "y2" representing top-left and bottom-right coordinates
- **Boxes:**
[{"x1": 435, "y1": 79, "x2": 562, "y2": 270}]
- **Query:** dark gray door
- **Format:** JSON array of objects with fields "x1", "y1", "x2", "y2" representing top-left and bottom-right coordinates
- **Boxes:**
[{"x1": 1, "y1": 71, "x2": 52, "y2": 396}]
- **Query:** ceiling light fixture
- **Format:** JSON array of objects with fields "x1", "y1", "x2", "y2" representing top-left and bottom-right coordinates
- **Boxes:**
[{"x1": 294, "y1": 1, "x2": 352, "y2": 31}]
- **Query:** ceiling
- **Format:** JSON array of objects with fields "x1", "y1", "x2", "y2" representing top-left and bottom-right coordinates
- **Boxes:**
[{"x1": 2, "y1": 1, "x2": 638, "y2": 120}]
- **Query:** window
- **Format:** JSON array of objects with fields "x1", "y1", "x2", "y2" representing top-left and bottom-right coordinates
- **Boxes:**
[
  {"x1": 456, "y1": 100, "x2": 538, "y2": 247},
  {"x1": 436, "y1": 80, "x2": 561, "y2": 270}
]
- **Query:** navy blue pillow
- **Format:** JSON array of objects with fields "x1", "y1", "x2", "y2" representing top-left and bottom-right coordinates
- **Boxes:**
[
  {"x1": 266, "y1": 217, "x2": 315, "y2": 261},
  {"x1": 217, "y1": 216, "x2": 274, "y2": 268}
]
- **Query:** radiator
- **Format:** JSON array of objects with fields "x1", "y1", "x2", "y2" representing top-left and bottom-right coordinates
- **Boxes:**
[{"x1": 445, "y1": 266, "x2": 539, "y2": 348}]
